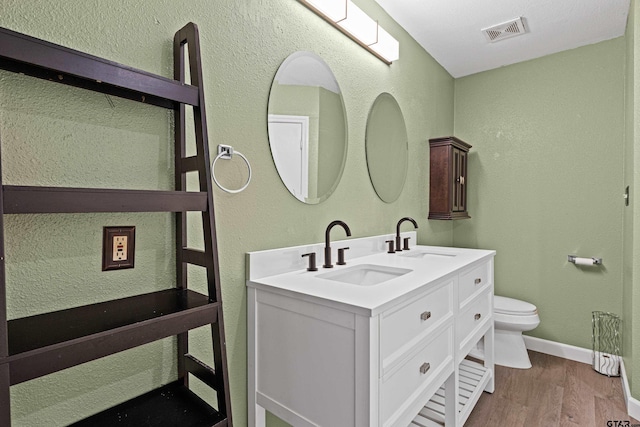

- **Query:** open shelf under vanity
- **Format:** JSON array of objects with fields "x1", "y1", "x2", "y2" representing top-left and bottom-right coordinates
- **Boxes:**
[{"x1": 410, "y1": 359, "x2": 492, "y2": 427}]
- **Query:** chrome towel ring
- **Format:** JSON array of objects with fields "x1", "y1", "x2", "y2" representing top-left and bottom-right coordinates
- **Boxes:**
[{"x1": 211, "y1": 144, "x2": 252, "y2": 194}]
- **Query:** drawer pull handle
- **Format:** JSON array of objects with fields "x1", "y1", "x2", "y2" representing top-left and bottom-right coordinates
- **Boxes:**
[
  {"x1": 420, "y1": 362, "x2": 431, "y2": 374},
  {"x1": 474, "y1": 278, "x2": 482, "y2": 285},
  {"x1": 420, "y1": 311, "x2": 432, "y2": 321},
  {"x1": 474, "y1": 313, "x2": 482, "y2": 320}
]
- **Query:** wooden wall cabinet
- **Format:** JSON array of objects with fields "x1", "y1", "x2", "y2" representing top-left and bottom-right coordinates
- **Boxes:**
[{"x1": 428, "y1": 136, "x2": 472, "y2": 220}]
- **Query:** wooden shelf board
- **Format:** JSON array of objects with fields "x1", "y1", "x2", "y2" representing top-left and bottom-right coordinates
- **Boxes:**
[
  {"x1": 0, "y1": 26, "x2": 199, "y2": 109},
  {"x1": 3, "y1": 185, "x2": 207, "y2": 213},
  {"x1": 7, "y1": 289, "x2": 218, "y2": 385},
  {"x1": 69, "y1": 380, "x2": 227, "y2": 427}
]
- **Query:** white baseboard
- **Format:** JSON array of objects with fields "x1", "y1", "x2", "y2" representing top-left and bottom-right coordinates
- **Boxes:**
[
  {"x1": 621, "y1": 358, "x2": 640, "y2": 420},
  {"x1": 524, "y1": 335, "x2": 640, "y2": 420},
  {"x1": 523, "y1": 335, "x2": 592, "y2": 364}
]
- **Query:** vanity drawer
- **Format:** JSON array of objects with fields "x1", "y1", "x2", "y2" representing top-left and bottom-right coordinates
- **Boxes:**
[
  {"x1": 380, "y1": 279, "x2": 453, "y2": 371},
  {"x1": 380, "y1": 325, "x2": 453, "y2": 426},
  {"x1": 458, "y1": 260, "x2": 491, "y2": 307},
  {"x1": 457, "y1": 290, "x2": 492, "y2": 350}
]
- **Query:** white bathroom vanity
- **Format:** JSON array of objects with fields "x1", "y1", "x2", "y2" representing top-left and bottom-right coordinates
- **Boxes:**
[{"x1": 247, "y1": 232, "x2": 495, "y2": 427}]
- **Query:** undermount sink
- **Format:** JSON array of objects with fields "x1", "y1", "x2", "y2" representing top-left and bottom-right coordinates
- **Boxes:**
[
  {"x1": 397, "y1": 251, "x2": 457, "y2": 259},
  {"x1": 317, "y1": 264, "x2": 412, "y2": 286}
]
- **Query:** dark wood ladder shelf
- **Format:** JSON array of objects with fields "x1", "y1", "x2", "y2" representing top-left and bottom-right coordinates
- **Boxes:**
[{"x1": 0, "y1": 22, "x2": 232, "y2": 426}]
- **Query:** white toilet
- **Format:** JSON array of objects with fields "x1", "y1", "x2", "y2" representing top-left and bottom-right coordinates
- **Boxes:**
[{"x1": 493, "y1": 295, "x2": 540, "y2": 369}]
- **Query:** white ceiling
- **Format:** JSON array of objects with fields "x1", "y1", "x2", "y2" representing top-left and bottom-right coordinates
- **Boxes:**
[{"x1": 373, "y1": 0, "x2": 631, "y2": 77}]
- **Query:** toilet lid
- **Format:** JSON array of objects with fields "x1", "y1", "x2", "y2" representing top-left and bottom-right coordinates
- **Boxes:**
[{"x1": 494, "y1": 295, "x2": 537, "y2": 315}]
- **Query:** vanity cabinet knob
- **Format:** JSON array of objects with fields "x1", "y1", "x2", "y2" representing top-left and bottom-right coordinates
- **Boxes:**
[
  {"x1": 420, "y1": 362, "x2": 431, "y2": 374},
  {"x1": 474, "y1": 313, "x2": 482, "y2": 320},
  {"x1": 474, "y1": 278, "x2": 482, "y2": 285},
  {"x1": 420, "y1": 311, "x2": 432, "y2": 321}
]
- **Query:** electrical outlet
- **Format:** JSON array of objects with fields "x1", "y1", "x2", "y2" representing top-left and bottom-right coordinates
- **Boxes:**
[
  {"x1": 103, "y1": 226, "x2": 135, "y2": 271},
  {"x1": 112, "y1": 235, "x2": 128, "y2": 261}
]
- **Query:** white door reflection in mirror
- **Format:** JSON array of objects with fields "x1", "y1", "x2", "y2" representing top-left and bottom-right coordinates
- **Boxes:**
[
  {"x1": 267, "y1": 51, "x2": 348, "y2": 204},
  {"x1": 267, "y1": 115, "x2": 309, "y2": 200}
]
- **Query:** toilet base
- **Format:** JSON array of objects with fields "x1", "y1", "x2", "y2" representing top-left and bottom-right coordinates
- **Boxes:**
[{"x1": 494, "y1": 330, "x2": 531, "y2": 369}]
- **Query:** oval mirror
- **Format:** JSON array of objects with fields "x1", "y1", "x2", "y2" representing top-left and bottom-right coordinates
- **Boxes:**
[
  {"x1": 365, "y1": 93, "x2": 408, "y2": 203},
  {"x1": 267, "y1": 51, "x2": 348, "y2": 204}
]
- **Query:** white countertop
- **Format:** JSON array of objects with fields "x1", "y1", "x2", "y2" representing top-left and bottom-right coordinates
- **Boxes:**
[{"x1": 248, "y1": 234, "x2": 495, "y2": 316}]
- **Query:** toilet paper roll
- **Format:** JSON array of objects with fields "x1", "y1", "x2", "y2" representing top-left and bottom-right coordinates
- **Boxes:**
[{"x1": 574, "y1": 257, "x2": 595, "y2": 266}]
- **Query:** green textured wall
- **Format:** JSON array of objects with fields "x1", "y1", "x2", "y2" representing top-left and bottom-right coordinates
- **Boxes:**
[
  {"x1": 453, "y1": 39, "x2": 626, "y2": 350},
  {"x1": 625, "y1": 0, "x2": 640, "y2": 400},
  {"x1": 0, "y1": 0, "x2": 454, "y2": 425},
  {"x1": 624, "y1": 0, "x2": 635, "y2": 397},
  {"x1": 633, "y1": 0, "x2": 640, "y2": 399}
]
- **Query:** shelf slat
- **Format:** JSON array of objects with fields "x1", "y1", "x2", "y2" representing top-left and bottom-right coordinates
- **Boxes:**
[
  {"x1": 411, "y1": 413, "x2": 443, "y2": 427},
  {"x1": 69, "y1": 380, "x2": 227, "y2": 427},
  {"x1": 7, "y1": 289, "x2": 218, "y2": 385},
  {"x1": 0, "y1": 27, "x2": 199, "y2": 109},
  {"x1": 3, "y1": 185, "x2": 207, "y2": 213}
]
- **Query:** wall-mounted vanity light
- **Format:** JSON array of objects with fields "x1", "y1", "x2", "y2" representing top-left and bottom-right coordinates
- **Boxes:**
[{"x1": 298, "y1": 0, "x2": 400, "y2": 64}]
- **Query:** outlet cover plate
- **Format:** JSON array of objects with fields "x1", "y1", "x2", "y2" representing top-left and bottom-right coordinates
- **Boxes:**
[{"x1": 102, "y1": 226, "x2": 135, "y2": 271}]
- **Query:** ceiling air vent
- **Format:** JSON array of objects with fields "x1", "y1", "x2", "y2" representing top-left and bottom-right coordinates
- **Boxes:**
[{"x1": 482, "y1": 17, "x2": 526, "y2": 43}]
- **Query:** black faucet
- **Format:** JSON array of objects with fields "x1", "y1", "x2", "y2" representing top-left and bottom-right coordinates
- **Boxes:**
[
  {"x1": 324, "y1": 220, "x2": 351, "y2": 268},
  {"x1": 396, "y1": 217, "x2": 418, "y2": 252}
]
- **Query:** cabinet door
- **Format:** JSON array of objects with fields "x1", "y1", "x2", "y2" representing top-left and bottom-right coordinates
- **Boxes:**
[
  {"x1": 428, "y1": 136, "x2": 471, "y2": 220},
  {"x1": 452, "y1": 148, "x2": 467, "y2": 212}
]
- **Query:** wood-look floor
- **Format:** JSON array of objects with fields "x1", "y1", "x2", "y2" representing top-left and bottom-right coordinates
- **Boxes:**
[{"x1": 465, "y1": 351, "x2": 639, "y2": 427}]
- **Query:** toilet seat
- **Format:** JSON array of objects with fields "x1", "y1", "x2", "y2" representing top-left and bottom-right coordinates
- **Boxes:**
[{"x1": 494, "y1": 295, "x2": 537, "y2": 316}]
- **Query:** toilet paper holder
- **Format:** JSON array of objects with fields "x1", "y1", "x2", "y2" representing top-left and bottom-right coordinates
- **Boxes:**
[{"x1": 568, "y1": 255, "x2": 603, "y2": 266}]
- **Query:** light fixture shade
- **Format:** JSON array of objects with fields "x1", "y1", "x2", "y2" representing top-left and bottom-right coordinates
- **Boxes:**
[
  {"x1": 298, "y1": 0, "x2": 399, "y2": 64},
  {"x1": 337, "y1": 1, "x2": 378, "y2": 46},
  {"x1": 369, "y1": 26, "x2": 399, "y2": 62},
  {"x1": 305, "y1": 0, "x2": 347, "y2": 22}
]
